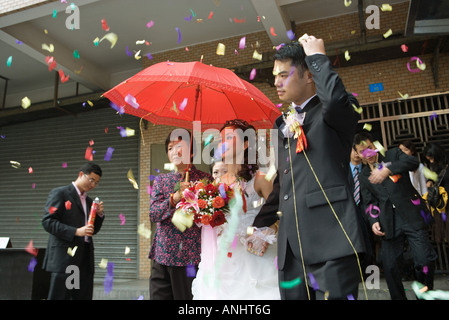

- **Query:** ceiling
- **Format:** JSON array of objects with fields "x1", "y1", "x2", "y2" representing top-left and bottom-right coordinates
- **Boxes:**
[{"x1": 4, "y1": 0, "x2": 446, "y2": 128}]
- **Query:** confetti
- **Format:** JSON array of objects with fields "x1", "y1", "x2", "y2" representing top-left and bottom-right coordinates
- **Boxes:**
[
  {"x1": 67, "y1": 246, "x2": 78, "y2": 257},
  {"x1": 308, "y1": 273, "x2": 319, "y2": 291},
  {"x1": 164, "y1": 162, "x2": 176, "y2": 171},
  {"x1": 345, "y1": 50, "x2": 351, "y2": 61},
  {"x1": 28, "y1": 257, "x2": 37, "y2": 272},
  {"x1": 252, "y1": 50, "x2": 262, "y2": 61},
  {"x1": 119, "y1": 127, "x2": 135, "y2": 137},
  {"x1": 344, "y1": 0, "x2": 352, "y2": 7},
  {"x1": 85, "y1": 146, "x2": 94, "y2": 161},
  {"x1": 287, "y1": 29, "x2": 295, "y2": 40},
  {"x1": 270, "y1": 26, "x2": 277, "y2": 37},
  {"x1": 42, "y1": 43, "x2": 54, "y2": 52},
  {"x1": 208, "y1": 11, "x2": 214, "y2": 19},
  {"x1": 430, "y1": 112, "x2": 438, "y2": 121},
  {"x1": 383, "y1": 29, "x2": 393, "y2": 39},
  {"x1": 125, "y1": 246, "x2": 130, "y2": 255},
  {"x1": 125, "y1": 93, "x2": 139, "y2": 109},
  {"x1": 233, "y1": 18, "x2": 245, "y2": 23},
  {"x1": 411, "y1": 198, "x2": 421, "y2": 205},
  {"x1": 280, "y1": 277, "x2": 301, "y2": 289},
  {"x1": 10, "y1": 160, "x2": 21, "y2": 168},
  {"x1": 407, "y1": 57, "x2": 425, "y2": 73},
  {"x1": 101, "y1": 18, "x2": 110, "y2": 31},
  {"x1": 249, "y1": 68, "x2": 256, "y2": 80},
  {"x1": 238, "y1": 36, "x2": 246, "y2": 50},
  {"x1": 265, "y1": 164, "x2": 277, "y2": 181},
  {"x1": 100, "y1": 32, "x2": 118, "y2": 48},
  {"x1": 179, "y1": 98, "x2": 188, "y2": 111},
  {"x1": 119, "y1": 213, "x2": 126, "y2": 225},
  {"x1": 127, "y1": 169, "x2": 139, "y2": 189},
  {"x1": 398, "y1": 91, "x2": 409, "y2": 99},
  {"x1": 186, "y1": 263, "x2": 196, "y2": 277},
  {"x1": 98, "y1": 258, "x2": 108, "y2": 269},
  {"x1": 93, "y1": 37, "x2": 100, "y2": 46},
  {"x1": 21, "y1": 97, "x2": 31, "y2": 109},
  {"x1": 347, "y1": 294, "x2": 355, "y2": 300},
  {"x1": 73, "y1": 50, "x2": 80, "y2": 59},
  {"x1": 45, "y1": 56, "x2": 57, "y2": 71},
  {"x1": 104, "y1": 147, "x2": 114, "y2": 161},
  {"x1": 380, "y1": 4, "x2": 392, "y2": 11},
  {"x1": 365, "y1": 204, "x2": 380, "y2": 218},
  {"x1": 58, "y1": 69, "x2": 70, "y2": 83},
  {"x1": 6, "y1": 56, "x2": 12, "y2": 67},
  {"x1": 204, "y1": 134, "x2": 214, "y2": 147},
  {"x1": 401, "y1": 44, "x2": 408, "y2": 52},
  {"x1": 216, "y1": 43, "x2": 225, "y2": 55},
  {"x1": 25, "y1": 240, "x2": 38, "y2": 256},
  {"x1": 138, "y1": 223, "x2": 152, "y2": 239},
  {"x1": 49, "y1": 206, "x2": 58, "y2": 214},
  {"x1": 65, "y1": 200, "x2": 72, "y2": 210},
  {"x1": 373, "y1": 140, "x2": 385, "y2": 156},
  {"x1": 175, "y1": 27, "x2": 182, "y2": 44},
  {"x1": 353, "y1": 103, "x2": 363, "y2": 114},
  {"x1": 146, "y1": 20, "x2": 154, "y2": 28},
  {"x1": 363, "y1": 123, "x2": 372, "y2": 131},
  {"x1": 422, "y1": 166, "x2": 438, "y2": 182},
  {"x1": 104, "y1": 262, "x2": 114, "y2": 294}
]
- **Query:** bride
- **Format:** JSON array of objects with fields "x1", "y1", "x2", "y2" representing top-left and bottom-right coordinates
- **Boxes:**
[{"x1": 192, "y1": 119, "x2": 280, "y2": 300}]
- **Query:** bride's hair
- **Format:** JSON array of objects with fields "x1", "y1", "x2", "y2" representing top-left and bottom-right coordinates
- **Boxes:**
[{"x1": 220, "y1": 119, "x2": 259, "y2": 181}]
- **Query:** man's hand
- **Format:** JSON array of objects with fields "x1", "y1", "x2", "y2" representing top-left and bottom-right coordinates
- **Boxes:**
[
  {"x1": 76, "y1": 224, "x2": 94, "y2": 237},
  {"x1": 372, "y1": 222, "x2": 385, "y2": 237},
  {"x1": 369, "y1": 167, "x2": 391, "y2": 184},
  {"x1": 298, "y1": 34, "x2": 326, "y2": 56}
]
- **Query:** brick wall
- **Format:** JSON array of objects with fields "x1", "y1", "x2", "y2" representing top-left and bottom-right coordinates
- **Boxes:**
[{"x1": 137, "y1": 1, "x2": 449, "y2": 278}]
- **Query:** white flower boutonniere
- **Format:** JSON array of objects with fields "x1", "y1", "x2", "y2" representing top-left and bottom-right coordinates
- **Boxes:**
[{"x1": 282, "y1": 104, "x2": 307, "y2": 153}]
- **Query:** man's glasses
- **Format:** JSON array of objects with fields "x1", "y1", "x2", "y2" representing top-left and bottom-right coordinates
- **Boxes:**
[{"x1": 84, "y1": 174, "x2": 100, "y2": 185}]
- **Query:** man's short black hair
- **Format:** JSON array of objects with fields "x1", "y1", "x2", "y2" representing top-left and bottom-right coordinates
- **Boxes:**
[
  {"x1": 353, "y1": 131, "x2": 373, "y2": 150},
  {"x1": 80, "y1": 162, "x2": 102, "y2": 177},
  {"x1": 273, "y1": 41, "x2": 308, "y2": 77}
]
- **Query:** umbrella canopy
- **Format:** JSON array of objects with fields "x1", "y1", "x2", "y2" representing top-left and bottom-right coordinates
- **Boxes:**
[{"x1": 103, "y1": 61, "x2": 281, "y2": 130}]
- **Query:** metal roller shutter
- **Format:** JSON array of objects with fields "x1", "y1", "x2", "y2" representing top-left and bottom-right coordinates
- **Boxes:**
[{"x1": 0, "y1": 107, "x2": 139, "y2": 280}]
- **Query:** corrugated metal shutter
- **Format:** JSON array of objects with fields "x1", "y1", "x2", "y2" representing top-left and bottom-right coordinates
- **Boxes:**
[{"x1": 0, "y1": 107, "x2": 139, "y2": 280}]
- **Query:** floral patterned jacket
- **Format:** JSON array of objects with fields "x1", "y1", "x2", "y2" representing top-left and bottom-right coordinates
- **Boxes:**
[{"x1": 148, "y1": 165, "x2": 213, "y2": 266}]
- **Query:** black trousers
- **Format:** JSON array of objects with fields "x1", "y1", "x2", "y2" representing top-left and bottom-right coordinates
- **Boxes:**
[
  {"x1": 381, "y1": 212, "x2": 438, "y2": 300},
  {"x1": 149, "y1": 261, "x2": 197, "y2": 300},
  {"x1": 279, "y1": 242, "x2": 362, "y2": 300},
  {"x1": 47, "y1": 243, "x2": 94, "y2": 300}
]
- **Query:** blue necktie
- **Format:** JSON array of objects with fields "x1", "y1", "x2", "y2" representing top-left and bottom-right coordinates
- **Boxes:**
[{"x1": 353, "y1": 166, "x2": 360, "y2": 206}]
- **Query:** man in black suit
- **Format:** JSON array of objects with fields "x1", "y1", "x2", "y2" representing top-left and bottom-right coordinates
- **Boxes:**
[
  {"x1": 252, "y1": 36, "x2": 365, "y2": 300},
  {"x1": 42, "y1": 163, "x2": 105, "y2": 300},
  {"x1": 354, "y1": 132, "x2": 438, "y2": 299}
]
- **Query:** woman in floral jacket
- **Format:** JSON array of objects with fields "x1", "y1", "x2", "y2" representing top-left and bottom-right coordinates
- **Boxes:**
[{"x1": 149, "y1": 128, "x2": 212, "y2": 300}]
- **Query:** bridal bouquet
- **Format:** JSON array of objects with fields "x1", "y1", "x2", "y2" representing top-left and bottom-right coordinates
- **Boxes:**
[{"x1": 172, "y1": 180, "x2": 234, "y2": 232}]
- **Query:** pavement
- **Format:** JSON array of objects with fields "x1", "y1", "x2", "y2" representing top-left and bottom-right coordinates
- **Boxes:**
[{"x1": 93, "y1": 272, "x2": 449, "y2": 300}]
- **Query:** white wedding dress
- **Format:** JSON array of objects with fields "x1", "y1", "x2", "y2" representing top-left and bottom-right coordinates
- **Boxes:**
[{"x1": 192, "y1": 177, "x2": 280, "y2": 300}]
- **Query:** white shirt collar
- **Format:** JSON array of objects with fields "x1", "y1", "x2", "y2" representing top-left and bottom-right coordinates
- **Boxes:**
[{"x1": 292, "y1": 94, "x2": 317, "y2": 112}]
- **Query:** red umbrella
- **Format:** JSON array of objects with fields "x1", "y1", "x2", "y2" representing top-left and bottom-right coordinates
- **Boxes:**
[{"x1": 103, "y1": 61, "x2": 280, "y2": 131}]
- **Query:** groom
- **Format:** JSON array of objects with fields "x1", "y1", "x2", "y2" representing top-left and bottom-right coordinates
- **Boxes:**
[{"x1": 252, "y1": 36, "x2": 366, "y2": 300}]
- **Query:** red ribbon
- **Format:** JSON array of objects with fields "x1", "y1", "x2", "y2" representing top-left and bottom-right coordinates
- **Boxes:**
[{"x1": 295, "y1": 126, "x2": 307, "y2": 153}]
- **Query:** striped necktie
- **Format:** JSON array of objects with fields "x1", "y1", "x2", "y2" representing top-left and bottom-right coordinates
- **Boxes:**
[{"x1": 353, "y1": 166, "x2": 360, "y2": 206}]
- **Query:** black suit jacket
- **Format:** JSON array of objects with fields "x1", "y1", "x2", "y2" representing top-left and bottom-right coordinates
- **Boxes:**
[
  {"x1": 254, "y1": 54, "x2": 365, "y2": 269},
  {"x1": 359, "y1": 147, "x2": 428, "y2": 239},
  {"x1": 42, "y1": 183, "x2": 104, "y2": 273}
]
